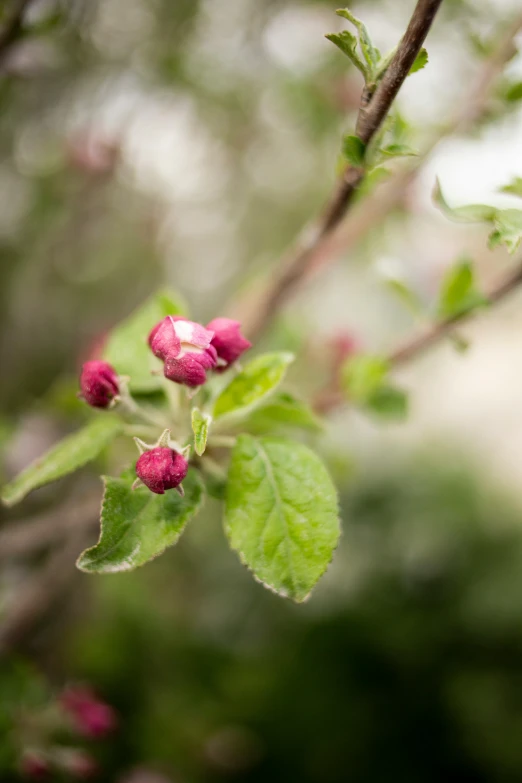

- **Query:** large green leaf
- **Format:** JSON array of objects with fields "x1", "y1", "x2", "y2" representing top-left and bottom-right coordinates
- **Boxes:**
[
  {"x1": 242, "y1": 392, "x2": 322, "y2": 434},
  {"x1": 1, "y1": 416, "x2": 123, "y2": 507},
  {"x1": 213, "y1": 352, "x2": 294, "y2": 420},
  {"x1": 103, "y1": 288, "x2": 187, "y2": 393},
  {"x1": 224, "y1": 435, "x2": 340, "y2": 602},
  {"x1": 77, "y1": 469, "x2": 204, "y2": 573}
]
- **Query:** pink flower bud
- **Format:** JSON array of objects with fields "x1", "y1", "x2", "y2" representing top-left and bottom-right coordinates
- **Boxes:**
[
  {"x1": 20, "y1": 752, "x2": 50, "y2": 780},
  {"x1": 79, "y1": 361, "x2": 119, "y2": 409},
  {"x1": 61, "y1": 751, "x2": 99, "y2": 780},
  {"x1": 60, "y1": 687, "x2": 117, "y2": 738},
  {"x1": 136, "y1": 447, "x2": 188, "y2": 494},
  {"x1": 148, "y1": 316, "x2": 217, "y2": 387},
  {"x1": 206, "y1": 318, "x2": 251, "y2": 370}
]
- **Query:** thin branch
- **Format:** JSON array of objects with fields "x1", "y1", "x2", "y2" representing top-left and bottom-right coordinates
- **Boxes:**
[
  {"x1": 0, "y1": 0, "x2": 36, "y2": 68},
  {"x1": 314, "y1": 257, "x2": 522, "y2": 414},
  {"x1": 243, "y1": 0, "x2": 444, "y2": 341}
]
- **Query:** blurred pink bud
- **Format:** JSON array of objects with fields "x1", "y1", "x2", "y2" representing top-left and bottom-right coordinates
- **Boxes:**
[
  {"x1": 79, "y1": 361, "x2": 119, "y2": 409},
  {"x1": 61, "y1": 751, "x2": 99, "y2": 780},
  {"x1": 329, "y1": 333, "x2": 359, "y2": 365},
  {"x1": 60, "y1": 687, "x2": 117, "y2": 738},
  {"x1": 148, "y1": 316, "x2": 217, "y2": 387},
  {"x1": 67, "y1": 132, "x2": 119, "y2": 176},
  {"x1": 20, "y1": 752, "x2": 50, "y2": 780},
  {"x1": 206, "y1": 318, "x2": 251, "y2": 370},
  {"x1": 136, "y1": 447, "x2": 188, "y2": 495}
]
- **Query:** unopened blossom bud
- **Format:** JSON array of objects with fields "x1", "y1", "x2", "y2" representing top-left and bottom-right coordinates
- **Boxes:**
[
  {"x1": 20, "y1": 752, "x2": 50, "y2": 780},
  {"x1": 79, "y1": 361, "x2": 119, "y2": 409},
  {"x1": 136, "y1": 447, "x2": 188, "y2": 495},
  {"x1": 148, "y1": 316, "x2": 217, "y2": 387},
  {"x1": 60, "y1": 687, "x2": 117, "y2": 738},
  {"x1": 206, "y1": 318, "x2": 251, "y2": 370},
  {"x1": 61, "y1": 751, "x2": 99, "y2": 780}
]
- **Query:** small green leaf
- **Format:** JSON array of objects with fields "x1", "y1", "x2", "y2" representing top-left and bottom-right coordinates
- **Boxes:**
[
  {"x1": 433, "y1": 180, "x2": 497, "y2": 223},
  {"x1": 77, "y1": 469, "x2": 204, "y2": 573},
  {"x1": 499, "y1": 177, "x2": 522, "y2": 197},
  {"x1": 409, "y1": 48, "x2": 428, "y2": 74},
  {"x1": 342, "y1": 355, "x2": 407, "y2": 420},
  {"x1": 213, "y1": 352, "x2": 294, "y2": 420},
  {"x1": 242, "y1": 392, "x2": 322, "y2": 434},
  {"x1": 342, "y1": 135, "x2": 366, "y2": 166},
  {"x1": 325, "y1": 31, "x2": 368, "y2": 77},
  {"x1": 365, "y1": 386, "x2": 408, "y2": 419},
  {"x1": 103, "y1": 288, "x2": 187, "y2": 393},
  {"x1": 437, "y1": 260, "x2": 488, "y2": 319},
  {"x1": 1, "y1": 416, "x2": 123, "y2": 507},
  {"x1": 336, "y1": 9, "x2": 379, "y2": 71},
  {"x1": 379, "y1": 143, "x2": 418, "y2": 158},
  {"x1": 225, "y1": 435, "x2": 340, "y2": 602},
  {"x1": 191, "y1": 408, "x2": 211, "y2": 456},
  {"x1": 384, "y1": 278, "x2": 425, "y2": 319},
  {"x1": 489, "y1": 209, "x2": 522, "y2": 254},
  {"x1": 504, "y1": 81, "x2": 522, "y2": 102}
]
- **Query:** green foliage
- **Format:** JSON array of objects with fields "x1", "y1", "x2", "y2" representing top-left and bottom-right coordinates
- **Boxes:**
[
  {"x1": 409, "y1": 47, "x2": 428, "y2": 74},
  {"x1": 1, "y1": 416, "x2": 123, "y2": 507},
  {"x1": 342, "y1": 134, "x2": 366, "y2": 166},
  {"x1": 103, "y1": 289, "x2": 187, "y2": 393},
  {"x1": 503, "y1": 81, "x2": 522, "y2": 102},
  {"x1": 499, "y1": 177, "x2": 522, "y2": 196},
  {"x1": 384, "y1": 278, "x2": 425, "y2": 319},
  {"x1": 336, "y1": 9, "x2": 380, "y2": 72},
  {"x1": 77, "y1": 469, "x2": 204, "y2": 573},
  {"x1": 224, "y1": 435, "x2": 340, "y2": 602},
  {"x1": 434, "y1": 180, "x2": 522, "y2": 254},
  {"x1": 437, "y1": 260, "x2": 488, "y2": 319},
  {"x1": 379, "y1": 143, "x2": 418, "y2": 158},
  {"x1": 325, "y1": 30, "x2": 368, "y2": 79},
  {"x1": 213, "y1": 352, "x2": 294, "y2": 420},
  {"x1": 242, "y1": 392, "x2": 322, "y2": 435},
  {"x1": 342, "y1": 355, "x2": 408, "y2": 420},
  {"x1": 191, "y1": 408, "x2": 211, "y2": 456}
]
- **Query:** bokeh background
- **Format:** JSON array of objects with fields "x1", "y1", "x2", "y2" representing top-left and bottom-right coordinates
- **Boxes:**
[{"x1": 3, "y1": 0, "x2": 522, "y2": 780}]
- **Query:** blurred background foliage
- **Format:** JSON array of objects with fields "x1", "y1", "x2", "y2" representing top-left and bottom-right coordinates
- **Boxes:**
[{"x1": 4, "y1": 0, "x2": 522, "y2": 779}]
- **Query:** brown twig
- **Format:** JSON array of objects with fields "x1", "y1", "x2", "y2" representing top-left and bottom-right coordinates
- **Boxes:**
[
  {"x1": 0, "y1": 0, "x2": 37, "y2": 68},
  {"x1": 314, "y1": 257, "x2": 522, "y2": 413},
  {"x1": 243, "y1": 0, "x2": 444, "y2": 341}
]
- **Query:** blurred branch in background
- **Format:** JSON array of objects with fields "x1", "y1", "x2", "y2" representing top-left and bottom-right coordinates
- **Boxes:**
[
  {"x1": 239, "y1": 6, "x2": 522, "y2": 342},
  {"x1": 242, "y1": 0, "x2": 444, "y2": 341},
  {"x1": 0, "y1": 0, "x2": 36, "y2": 68}
]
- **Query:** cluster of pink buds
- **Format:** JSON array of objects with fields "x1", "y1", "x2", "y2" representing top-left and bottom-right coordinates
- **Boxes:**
[{"x1": 148, "y1": 315, "x2": 251, "y2": 387}]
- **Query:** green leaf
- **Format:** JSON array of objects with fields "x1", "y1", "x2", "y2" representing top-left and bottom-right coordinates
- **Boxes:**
[
  {"x1": 1, "y1": 416, "x2": 123, "y2": 507},
  {"x1": 433, "y1": 180, "x2": 497, "y2": 223},
  {"x1": 379, "y1": 143, "x2": 418, "y2": 158},
  {"x1": 365, "y1": 386, "x2": 408, "y2": 419},
  {"x1": 103, "y1": 288, "x2": 187, "y2": 393},
  {"x1": 325, "y1": 31, "x2": 368, "y2": 77},
  {"x1": 342, "y1": 135, "x2": 366, "y2": 166},
  {"x1": 241, "y1": 392, "x2": 322, "y2": 434},
  {"x1": 342, "y1": 355, "x2": 407, "y2": 420},
  {"x1": 504, "y1": 81, "x2": 522, "y2": 102},
  {"x1": 499, "y1": 177, "x2": 522, "y2": 197},
  {"x1": 409, "y1": 48, "x2": 428, "y2": 74},
  {"x1": 437, "y1": 260, "x2": 488, "y2": 319},
  {"x1": 384, "y1": 278, "x2": 425, "y2": 319},
  {"x1": 224, "y1": 435, "x2": 340, "y2": 602},
  {"x1": 213, "y1": 352, "x2": 294, "y2": 420},
  {"x1": 489, "y1": 209, "x2": 522, "y2": 254},
  {"x1": 77, "y1": 469, "x2": 204, "y2": 573},
  {"x1": 336, "y1": 9, "x2": 379, "y2": 71},
  {"x1": 191, "y1": 408, "x2": 211, "y2": 456}
]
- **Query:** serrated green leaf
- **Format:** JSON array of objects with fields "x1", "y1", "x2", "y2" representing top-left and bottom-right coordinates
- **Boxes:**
[
  {"x1": 225, "y1": 435, "x2": 339, "y2": 602},
  {"x1": 103, "y1": 288, "x2": 187, "y2": 393},
  {"x1": 342, "y1": 135, "x2": 366, "y2": 166},
  {"x1": 499, "y1": 177, "x2": 522, "y2": 197},
  {"x1": 336, "y1": 9, "x2": 379, "y2": 71},
  {"x1": 1, "y1": 416, "x2": 123, "y2": 507},
  {"x1": 325, "y1": 31, "x2": 368, "y2": 77},
  {"x1": 409, "y1": 48, "x2": 428, "y2": 74},
  {"x1": 489, "y1": 209, "x2": 522, "y2": 253},
  {"x1": 213, "y1": 352, "x2": 294, "y2": 420},
  {"x1": 241, "y1": 392, "x2": 322, "y2": 435},
  {"x1": 77, "y1": 469, "x2": 204, "y2": 573},
  {"x1": 433, "y1": 180, "x2": 497, "y2": 223},
  {"x1": 379, "y1": 143, "x2": 418, "y2": 158},
  {"x1": 191, "y1": 408, "x2": 211, "y2": 456},
  {"x1": 437, "y1": 260, "x2": 488, "y2": 319}
]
